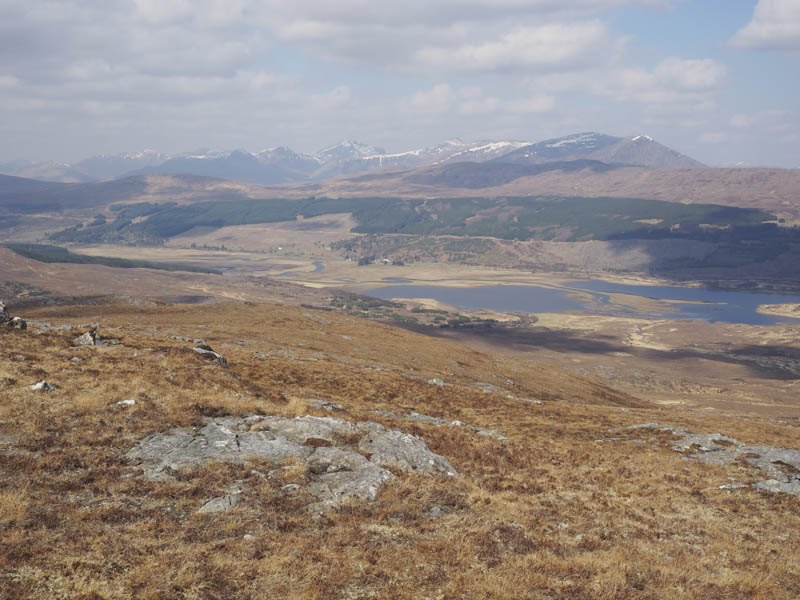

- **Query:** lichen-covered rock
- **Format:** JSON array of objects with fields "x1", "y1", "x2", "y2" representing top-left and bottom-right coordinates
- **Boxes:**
[
  {"x1": 0, "y1": 300, "x2": 9, "y2": 324},
  {"x1": 26, "y1": 380, "x2": 56, "y2": 392},
  {"x1": 622, "y1": 424, "x2": 800, "y2": 495},
  {"x1": 357, "y1": 423, "x2": 458, "y2": 477},
  {"x1": 256, "y1": 415, "x2": 360, "y2": 444},
  {"x1": 8, "y1": 317, "x2": 26, "y2": 330},
  {"x1": 73, "y1": 330, "x2": 97, "y2": 346},
  {"x1": 198, "y1": 493, "x2": 241, "y2": 514},
  {"x1": 125, "y1": 420, "x2": 312, "y2": 479},
  {"x1": 192, "y1": 344, "x2": 228, "y2": 367},
  {"x1": 306, "y1": 446, "x2": 393, "y2": 512},
  {"x1": 125, "y1": 414, "x2": 458, "y2": 511}
]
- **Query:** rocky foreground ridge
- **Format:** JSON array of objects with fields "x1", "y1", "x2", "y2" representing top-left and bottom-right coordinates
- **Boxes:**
[{"x1": 126, "y1": 415, "x2": 457, "y2": 514}]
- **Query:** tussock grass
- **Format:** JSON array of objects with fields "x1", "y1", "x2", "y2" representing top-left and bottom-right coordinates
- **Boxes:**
[{"x1": 0, "y1": 300, "x2": 799, "y2": 598}]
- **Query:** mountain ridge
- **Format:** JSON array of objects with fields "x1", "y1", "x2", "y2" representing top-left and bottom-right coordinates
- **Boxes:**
[{"x1": 0, "y1": 132, "x2": 702, "y2": 184}]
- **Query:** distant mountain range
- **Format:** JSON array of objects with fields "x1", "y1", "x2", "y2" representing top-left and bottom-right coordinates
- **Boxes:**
[
  {"x1": 494, "y1": 132, "x2": 703, "y2": 168},
  {"x1": 0, "y1": 133, "x2": 703, "y2": 185}
]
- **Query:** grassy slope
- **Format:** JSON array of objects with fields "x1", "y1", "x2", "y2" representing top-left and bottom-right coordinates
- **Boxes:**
[{"x1": 1, "y1": 300, "x2": 798, "y2": 599}]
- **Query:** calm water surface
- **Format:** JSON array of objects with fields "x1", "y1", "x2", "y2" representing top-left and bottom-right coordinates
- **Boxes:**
[{"x1": 369, "y1": 281, "x2": 800, "y2": 325}]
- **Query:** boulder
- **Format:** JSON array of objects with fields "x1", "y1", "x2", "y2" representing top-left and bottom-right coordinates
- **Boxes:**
[
  {"x1": 198, "y1": 493, "x2": 241, "y2": 514},
  {"x1": 27, "y1": 380, "x2": 56, "y2": 392},
  {"x1": 0, "y1": 300, "x2": 10, "y2": 324},
  {"x1": 8, "y1": 317, "x2": 26, "y2": 330},
  {"x1": 73, "y1": 330, "x2": 97, "y2": 346},
  {"x1": 198, "y1": 484, "x2": 244, "y2": 514},
  {"x1": 192, "y1": 344, "x2": 229, "y2": 368}
]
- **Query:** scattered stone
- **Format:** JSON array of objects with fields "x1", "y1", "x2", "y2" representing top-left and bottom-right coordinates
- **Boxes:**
[
  {"x1": 70, "y1": 357, "x2": 82, "y2": 363},
  {"x1": 425, "y1": 506, "x2": 444, "y2": 519},
  {"x1": 116, "y1": 399, "x2": 136, "y2": 407},
  {"x1": 620, "y1": 424, "x2": 800, "y2": 495},
  {"x1": 1, "y1": 301, "x2": 26, "y2": 329},
  {"x1": 27, "y1": 380, "x2": 56, "y2": 392},
  {"x1": 309, "y1": 399, "x2": 344, "y2": 412},
  {"x1": 171, "y1": 335, "x2": 206, "y2": 344},
  {"x1": 475, "y1": 382, "x2": 503, "y2": 393},
  {"x1": 73, "y1": 329, "x2": 97, "y2": 346},
  {"x1": 711, "y1": 483, "x2": 747, "y2": 491},
  {"x1": 371, "y1": 409, "x2": 509, "y2": 441},
  {"x1": 427, "y1": 378, "x2": 445, "y2": 387},
  {"x1": 198, "y1": 492, "x2": 241, "y2": 514},
  {"x1": 8, "y1": 317, "x2": 26, "y2": 330},
  {"x1": 126, "y1": 414, "x2": 457, "y2": 512},
  {"x1": 192, "y1": 344, "x2": 229, "y2": 368}
]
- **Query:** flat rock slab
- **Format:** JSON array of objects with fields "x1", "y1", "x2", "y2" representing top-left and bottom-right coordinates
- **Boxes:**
[
  {"x1": 622, "y1": 424, "x2": 800, "y2": 494},
  {"x1": 125, "y1": 414, "x2": 457, "y2": 512}
]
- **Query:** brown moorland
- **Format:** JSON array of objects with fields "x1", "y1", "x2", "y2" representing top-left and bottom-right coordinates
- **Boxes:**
[{"x1": 1, "y1": 299, "x2": 799, "y2": 599}]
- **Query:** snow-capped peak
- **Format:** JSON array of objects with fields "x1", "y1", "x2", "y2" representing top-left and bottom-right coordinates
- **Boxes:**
[
  {"x1": 315, "y1": 140, "x2": 387, "y2": 161},
  {"x1": 631, "y1": 135, "x2": 654, "y2": 142}
]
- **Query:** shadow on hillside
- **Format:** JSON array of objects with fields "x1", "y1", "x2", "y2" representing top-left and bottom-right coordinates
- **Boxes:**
[
  {"x1": 398, "y1": 323, "x2": 624, "y2": 355},
  {"x1": 396, "y1": 322, "x2": 800, "y2": 381}
]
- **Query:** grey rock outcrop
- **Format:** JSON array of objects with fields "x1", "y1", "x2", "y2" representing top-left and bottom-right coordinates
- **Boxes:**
[
  {"x1": 198, "y1": 483, "x2": 244, "y2": 514},
  {"x1": 125, "y1": 414, "x2": 457, "y2": 512},
  {"x1": 198, "y1": 492, "x2": 241, "y2": 514},
  {"x1": 192, "y1": 344, "x2": 229, "y2": 368},
  {"x1": 9, "y1": 317, "x2": 26, "y2": 330},
  {"x1": 358, "y1": 424, "x2": 458, "y2": 477},
  {"x1": 622, "y1": 424, "x2": 800, "y2": 495},
  {"x1": 73, "y1": 329, "x2": 97, "y2": 346},
  {"x1": 27, "y1": 380, "x2": 56, "y2": 392},
  {"x1": 1, "y1": 301, "x2": 25, "y2": 329}
]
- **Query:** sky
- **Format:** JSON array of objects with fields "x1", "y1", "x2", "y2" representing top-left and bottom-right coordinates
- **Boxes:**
[{"x1": 0, "y1": 0, "x2": 798, "y2": 167}]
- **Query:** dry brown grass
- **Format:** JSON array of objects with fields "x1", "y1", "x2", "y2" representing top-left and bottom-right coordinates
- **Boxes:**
[{"x1": 1, "y1": 300, "x2": 799, "y2": 599}]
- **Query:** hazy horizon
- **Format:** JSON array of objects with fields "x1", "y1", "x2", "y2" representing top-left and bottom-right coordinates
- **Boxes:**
[{"x1": 1, "y1": 1, "x2": 799, "y2": 168}]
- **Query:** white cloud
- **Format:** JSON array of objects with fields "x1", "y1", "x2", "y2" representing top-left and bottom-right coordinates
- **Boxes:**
[
  {"x1": 653, "y1": 57, "x2": 726, "y2": 91},
  {"x1": 699, "y1": 132, "x2": 728, "y2": 144},
  {"x1": 416, "y1": 22, "x2": 611, "y2": 73},
  {"x1": 408, "y1": 84, "x2": 554, "y2": 116},
  {"x1": 507, "y1": 95, "x2": 556, "y2": 113},
  {"x1": 731, "y1": 0, "x2": 800, "y2": 51},
  {"x1": 410, "y1": 84, "x2": 457, "y2": 113},
  {"x1": 729, "y1": 109, "x2": 795, "y2": 132},
  {"x1": 311, "y1": 85, "x2": 352, "y2": 110}
]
